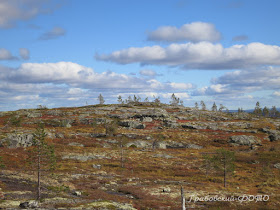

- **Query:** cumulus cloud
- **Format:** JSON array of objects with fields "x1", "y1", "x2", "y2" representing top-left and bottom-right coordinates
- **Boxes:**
[
  {"x1": 0, "y1": 48, "x2": 17, "y2": 60},
  {"x1": 19, "y1": 48, "x2": 30, "y2": 60},
  {"x1": 147, "y1": 22, "x2": 221, "y2": 42},
  {"x1": 96, "y1": 42, "x2": 280, "y2": 70},
  {"x1": 0, "y1": 0, "x2": 61, "y2": 28},
  {"x1": 193, "y1": 66, "x2": 280, "y2": 97},
  {"x1": 213, "y1": 67, "x2": 280, "y2": 90},
  {"x1": 273, "y1": 91, "x2": 280, "y2": 97},
  {"x1": 1, "y1": 61, "x2": 194, "y2": 91},
  {"x1": 0, "y1": 62, "x2": 195, "y2": 110},
  {"x1": 39, "y1": 26, "x2": 66, "y2": 40}
]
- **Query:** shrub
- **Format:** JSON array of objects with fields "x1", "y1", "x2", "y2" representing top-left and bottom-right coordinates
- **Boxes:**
[{"x1": 0, "y1": 156, "x2": 5, "y2": 169}]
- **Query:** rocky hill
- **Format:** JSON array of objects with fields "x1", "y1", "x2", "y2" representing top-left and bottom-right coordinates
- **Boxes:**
[{"x1": 0, "y1": 103, "x2": 280, "y2": 209}]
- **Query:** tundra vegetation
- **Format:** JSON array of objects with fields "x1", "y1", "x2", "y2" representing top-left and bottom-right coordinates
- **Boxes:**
[{"x1": 0, "y1": 95, "x2": 279, "y2": 209}]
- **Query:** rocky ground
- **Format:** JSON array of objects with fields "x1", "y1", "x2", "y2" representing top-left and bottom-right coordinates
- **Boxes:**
[{"x1": 0, "y1": 102, "x2": 280, "y2": 209}]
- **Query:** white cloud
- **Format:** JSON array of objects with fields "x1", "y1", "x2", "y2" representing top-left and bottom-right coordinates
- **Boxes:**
[
  {"x1": 193, "y1": 66, "x2": 280, "y2": 98},
  {"x1": 161, "y1": 92, "x2": 190, "y2": 99},
  {"x1": 19, "y1": 48, "x2": 30, "y2": 60},
  {"x1": 0, "y1": 48, "x2": 17, "y2": 60},
  {"x1": 0, "y1": 0, "x2": 61, "y2": 28},
  {"x1": 96, "y1": 42, "x2": 280, "y2": 70},
  {"x1": 273, "y1": 91, "x2": 280, "y2": 97},
  {"x1": 169, "y1": 82, "x2": 193, "y2": 90},
  {"x1": 214, "y1": 67, "x2": 280, "y2": 89},
  {"x1": 139, "y1": 69, "x2": 157, "y2": 77},
  {"x1": 147, "y1": 22, "x2": 221, "y2": 42},
  {"x1": 0, "y1": 62, "x2": 195, "y2": 110},
  {"x1": 3, "y1": 61, "x2": 192, "y2": 91},
  {"x1": 67, "y1": 88, "x2": 85, "y2": 95},
  {"x1": 39, "y1": 26, "x2": 66, "y2": 40}
]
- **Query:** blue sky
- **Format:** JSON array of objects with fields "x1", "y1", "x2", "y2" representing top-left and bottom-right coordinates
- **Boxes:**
[{"x1": 1, "y1": 0, "x2": 280, "y2": 111}]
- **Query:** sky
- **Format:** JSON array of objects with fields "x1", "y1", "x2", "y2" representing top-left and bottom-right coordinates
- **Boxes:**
[{"x1": 1, "y1": 0, "x2": 280, "y2": 111}]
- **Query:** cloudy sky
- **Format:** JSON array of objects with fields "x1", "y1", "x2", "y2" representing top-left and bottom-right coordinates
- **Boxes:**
[{"x1": 1, "y1": 0, "x2": 280, "y2": 111}]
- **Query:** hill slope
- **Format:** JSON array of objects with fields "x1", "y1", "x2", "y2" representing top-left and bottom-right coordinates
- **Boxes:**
[{"x1": 0, "y1": 103, "x2": 280, "y2": 209}]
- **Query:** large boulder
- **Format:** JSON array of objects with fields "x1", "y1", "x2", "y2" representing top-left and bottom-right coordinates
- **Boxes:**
[
  {"x1": 19, "y1": 201, "x2": 39, "y2": 209},
  {"x1": 125, "y1": 140, "x2": 152, "y2": 148},
  {"x1": 268, "y1": 131, "x2": 280, "y2": 142},
  {"x1": 46, "y1": 110, "x2": 63, "y2": 116},
  {"x1": 229, "y1": 135, "x2": 261, "y2": 146},
  {"x1": 119, "y1": 121, "x2": 145, "y2": 129},
  {"x1": 181, "y1": 123, "x2": 207, "y2": 130},
  {"x1": 1, "y1": 133, "x2": 34, "y2": 148},
  {"x1": 27, "y1": 112, "x2": 42, "y2": 118},
  {"x1": 258, "y1": 128, "x2": 280, "y2": 142},
  {"x1": 46, "y1": 119, "x2": 74, "y2": 127},
  {"x1": 163, "y1": 119, "x2": 179, "y2": 128},
  {"x1": 153, "y1": 141, "x2": 202, "y2": 149}
]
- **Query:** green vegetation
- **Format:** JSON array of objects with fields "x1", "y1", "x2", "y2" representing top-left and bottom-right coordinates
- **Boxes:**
[
  {"x1": 210, "y1": 149, "x2": 235, "y2": 188},
  {"x1": 0, "y1": 102, "x2": 279, "y2": 209},
  {"x1": 0, "y1": 156, "x2": 5, "y2": 169},
  {"x1": 27, "y1": 123, "x2": 57, "y2": 201}
]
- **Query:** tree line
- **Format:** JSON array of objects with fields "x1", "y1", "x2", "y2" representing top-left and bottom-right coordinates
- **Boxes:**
[{"x1": 97, "y1": 94, "x2": 279, "y2": 118}]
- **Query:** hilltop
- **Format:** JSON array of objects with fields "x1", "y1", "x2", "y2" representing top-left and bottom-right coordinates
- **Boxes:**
[{"x1": 0, "y1": 103, "x2": 280, "y2": 209}]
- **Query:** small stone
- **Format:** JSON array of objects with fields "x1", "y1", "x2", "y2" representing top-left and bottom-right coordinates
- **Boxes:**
[
  {"x1": 73, "y1": 191, "x2": 82, "y2": 196},
  {"x1": 92, "y1": 164, "x2": 102, "y2": 169},
  {"x1": 274, "y1": 163, "x2": 280, "y2": 169},
  {"x1": 162, "y1": 187, "x2": 171, "y2": 193}
]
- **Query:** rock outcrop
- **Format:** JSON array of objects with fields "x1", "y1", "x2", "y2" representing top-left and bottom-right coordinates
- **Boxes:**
[
  {"x1": 1, "y1": 133, "x2": 34, "y2": 148},
  {"x1": 229, "y1": 135, "x2": 261, "y2": 146}
]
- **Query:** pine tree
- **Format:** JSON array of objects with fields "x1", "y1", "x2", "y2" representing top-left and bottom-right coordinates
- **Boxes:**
[
  {"x1": 98, "y1": 94, "x2": 105, "y2": 105},
  {"x1": 180, "y1": 99, "x2": 184, "y2": 106},
  {"x1": 126, "y1": 96, "x2": 133, "y2": 104},
  {"x1": 210, "y1": 149, "x2": 235, "y2": 188},
  {"x1": 194, "y1": 102, "x2": 199, "y2": 110},
  {"x1": 200, "y1": 101, "x2": 206, "y2": 111},
  {"x1": 117, "y1": 95, "x2": 123, "y2": 104},
  {"x1": 27, "y1": 124, "x2": 56, "y2": 201},
  {"x1": 170, "y1": 93, "x2": 180, "y2": 106},
  {"x1": 262, "y1": 106, "x2": 269, "y2": 117},
  {"x1": 211, "y1": 102, "x2": 217, "y2": 112},
  {"x1": 253, "y1": 101, "x2": 262, "y2": 116},
  {"x1": 219, "y1": 104, "x2": 226, "y2": 112},
  {"x1": 153, "y1": 95, "x2": 161, "y2": 105},
  {"x1": 270, "y1": 106, "x2": 278, "y2": 117}
]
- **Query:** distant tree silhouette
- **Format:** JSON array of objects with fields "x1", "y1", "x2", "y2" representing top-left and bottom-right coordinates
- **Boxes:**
[
  {"x1": 170, "y1": 93, "x2": 180, "y2": 106},
  {"x1": 270, "y1": 106, "x2": 279, "y2": 117},
  {"x1": 98, "y1": 94, "x2": 105, "y2": 105},
  {"x1": 262, "y1": 106, "x2": 269, "y2": 117},
  {"x1": 211, "y1": 102, "x2": 217, "y2": 112},
  {"x1": 194, "y1": 102, "x2": 199, "y2": 110},
  {"x1": 253, "y1": 101, "x2": 262, "y2": 116},
  {"x1": 200, "y1": 101, "x2": 206, "y2": 111},
  {"x1": 219, "y1": 104, "x2": 226, "y2": 112},
  {"x1": 117, "y1": 95, "x2": 123, "y2": 104}
]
